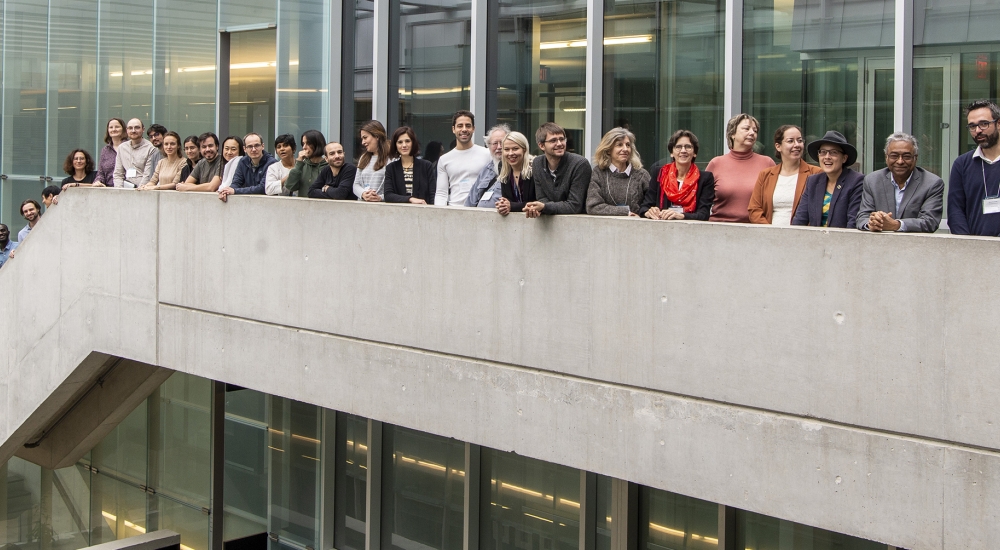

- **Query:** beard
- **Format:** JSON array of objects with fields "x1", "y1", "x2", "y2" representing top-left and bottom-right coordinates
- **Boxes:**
[{"x1": 976, "y1": 129, "x2": 1000, "y2": 149}]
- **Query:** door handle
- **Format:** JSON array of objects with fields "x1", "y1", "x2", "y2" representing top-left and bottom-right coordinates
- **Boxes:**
[{"x1": 941, "y1": 123, "x2": 950, "y2": 129}]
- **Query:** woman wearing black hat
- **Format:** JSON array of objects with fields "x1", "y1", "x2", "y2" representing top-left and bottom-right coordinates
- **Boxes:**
[{"x1": 792, "y1": 131, "x2": 864, "y2": 228}]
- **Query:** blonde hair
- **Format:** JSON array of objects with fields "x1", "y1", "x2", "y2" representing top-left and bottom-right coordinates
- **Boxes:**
[
  {"x1": 498, "y1": 132, "x2": 534, "y2": 183},
  {"x1": 593, "y1": 127, "x2": 642, "y2": 171},
  {"x1": 725, "y1": 113, "x2": 760, "y2": 149}
]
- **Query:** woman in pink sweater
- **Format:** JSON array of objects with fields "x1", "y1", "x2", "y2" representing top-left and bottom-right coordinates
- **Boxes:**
[{"x1": 706, "y1": 114, "x2": 776, "y2": 222}]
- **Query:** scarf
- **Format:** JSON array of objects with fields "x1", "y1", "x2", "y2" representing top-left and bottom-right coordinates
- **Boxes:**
[{"x1": 658, "y1": 162, "x2": 700, "y2": 213}]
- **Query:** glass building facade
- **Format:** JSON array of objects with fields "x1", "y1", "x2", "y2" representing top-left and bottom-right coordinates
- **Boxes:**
[
  {"x1": 1, "y1": 0, "x2": 998, "y2": 233},
  {"x1": 1, "y1": 371, "x2": 896, "y2": 550}
]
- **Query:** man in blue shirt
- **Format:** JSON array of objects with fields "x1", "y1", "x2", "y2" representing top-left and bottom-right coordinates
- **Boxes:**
[
  {"x1": 0, "y1": 224, "x2": 18, "y2": 268},
  {"x1": 947, "y1": 99, "x2": 1000, "y2": 236},
  {"x1": 218, "y1": 133, "x2": 277, "y2": 202}
]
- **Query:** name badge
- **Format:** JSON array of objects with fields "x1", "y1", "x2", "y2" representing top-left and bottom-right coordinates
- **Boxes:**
[
  {"x1": 669, "y1": 206, "x2": 684, "y2": 213},
  {"x1": 126, "y1": 168, "x2": 137, "y2": 179},
  {"x1": 984, "y1": 197, "x2": 1000, "y2": 215},
  {"x1": 480, "y1": 190, "x2": 494, "y2": 202}
]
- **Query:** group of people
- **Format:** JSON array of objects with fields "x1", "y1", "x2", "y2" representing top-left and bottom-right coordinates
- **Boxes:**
[{"x1": 4, "y1": 98, "x2": 1000, "y2": 270}]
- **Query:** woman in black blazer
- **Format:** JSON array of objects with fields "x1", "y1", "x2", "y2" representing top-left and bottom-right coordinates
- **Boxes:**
[
  {"x1": 792, "y1": 131, "x2": 863, "y2": 228},
  {"x1": 638, "y1": 129, "x2": 715, "y2": 220},
  {"x1": 384, "y1": 126, "x2": 436, "y2": 204}
]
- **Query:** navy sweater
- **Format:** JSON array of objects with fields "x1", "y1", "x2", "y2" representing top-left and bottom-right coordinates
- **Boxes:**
[
  {"x1": 231, "y1": 152, "x2": 277, "y2": 195},
  {"x1": 947, "y1": 150, "x2": 1000, "y2": 236}
]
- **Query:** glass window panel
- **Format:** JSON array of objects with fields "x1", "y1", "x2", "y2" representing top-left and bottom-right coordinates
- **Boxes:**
[
  {"x1": 396, "y1": 0, "x2": 471, "y2": 150},
  {"x1": 156, "y1": 496, "x2": 210, "y2": 550},
  {"x1": 48, "y1": 0, "x2": 99, "y2": 178},
  {"x1": 48, "y1": 464, "x2": 93, "y2": 550},
  {"x1": 89, "y1": 475, "x2": 149, "y2": 545},
  {"x1": 220, "y1": 0, "x2": 276, "y2": 29},
  {"x1": 639, "y1": 487, "x2": 716, "y2": 550},
  {"x1": 595, "y1": 476, "x2": 611, "y2": 550},
  {"x1": 335, "y1": 414, "x2": 368, "y2": 550},
  {"x1": 352, "y1": 0, "x2": 375, "y2": 157},
  {"x1": 604, "y1": 0, "x2": 725, "y2": 167},
  {"x1": 2, "y1": 457, "x2": 43, "y2": 549},
  {"x1": 229, "y1": 30, "x2": 277, "y2": 149},
  {"x1": 497, "y1": 0, "x2": 588, "y2": 155},
  {"x1": 224, "y1": 388, "x2": 269, "y2": 541},
  {"x1": 93, "y1": 400, "x2": 148, "y2": 485},
  {"x1": 98, "y1": 0, "x2": 154, "y2": 125},
  {"x1": 268, "y1": 397, "x2": 322, "y2": 550},
  {"x1": 487, "y1": 450, "x2": 580, "y2": 550},
  {"x1": 154, "y1": 0, "x2": 218, "y2": 141},
  {"x1": 2, "y1": 0, "x2": 48, "y2": 176},
  {"x1": 735, "y1": 509, "x2": 885, "y2": 550},
  {"x1": 5, "y1": 177, "x2": 48, "y2": 239},
  {"x1": 152, "y1": 373, "x2": 212, "y2": 509},
  {"x1": 385, "y1": 426, "x2": 465, "y2": 550},
  {"x1": 277, "y1": 0, "x2": 330, "y2": 137},
  {"x1": 743, "y1": 0, "x2": 892, "y2": 169}
]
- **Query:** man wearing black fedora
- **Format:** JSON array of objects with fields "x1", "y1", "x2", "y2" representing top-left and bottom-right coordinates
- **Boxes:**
[{"x1": 791, "y1": 130, "x2": 864, "y2": 228}]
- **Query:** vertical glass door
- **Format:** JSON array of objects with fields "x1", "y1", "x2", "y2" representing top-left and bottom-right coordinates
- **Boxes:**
[{"x1": 228, "y1": 30, "x2": 277, "y2": 149}]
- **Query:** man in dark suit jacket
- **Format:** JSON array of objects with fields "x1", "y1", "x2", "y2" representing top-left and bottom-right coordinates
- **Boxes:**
[{"x1": 856, "y1": 133, "x2": 944, "y2": 232}]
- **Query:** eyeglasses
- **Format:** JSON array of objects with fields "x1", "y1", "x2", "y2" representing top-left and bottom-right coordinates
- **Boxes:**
[
  {"x1": 967, "y1": 119, "x2": 998, "y2": 131},
  {"x1": 245, "y1": 144, "x2": 263, "y2": 150},
  {"x1": 817, "y1": 148, "x2": 844, "y2": 157},
  {"x1": 544, "y1": 136, "x2": 567, "y2": 145},
  {"x1": 126, "y1": 126, "x2": 143, "y2": 131},
  {"x1": 886, "y1": 153, "x2": 915, "y2": 162},
  {"x1": 673, "y1": 144, "x2": 694, "y2": 150}
]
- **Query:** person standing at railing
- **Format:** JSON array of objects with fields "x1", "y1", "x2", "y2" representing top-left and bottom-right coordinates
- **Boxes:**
[
  {"x1": 524, "y1": 122, "x2": 591, "y2": 217},
  {"x1": 266, "y1": 134, "x2": 298, "y2": 195},
  {"x1": 435, "y1": 111, "x2": 492, "y2": 206},
  {"x1": 748, "y1": 125, "x2": 821, "y2": 225},
  {"x1": 466, "y1": 124, "x2": 510, "y2": 207},
  {"x1": 639, "y1": 130, "x2": 715, "y2": 221},
  {"x1": 707, "y1": 114, "x2": 775, "y2": 223},
  {"x1": 355, "y1": 120, "x2": 391, "y2": 202},
  {"x1": 93, "y1": 118, "x2": 126, "y2": 188},
  {"x1": 947, "y1": 99, "x2": 1000, "y2": 236},
  {"x1": 218, "y1": 136, "x2": 245, "y2": 190},
  {"x1": 791, "y1": 131, "x2": 863, "y2": 228},
  {"x1": 0, "y1": 224, "x2": 18, "y2": 269},
  {"x1": 286, "y1": 130, "x2": 328, "y2": 198},
  {"x1": 308, "y1": 142, "x2": 357, "y2": 200},
  {"x1": 219, "y1": 133, "x2": 277, "y2": 202},
  {"x1": 586, "y1": 127, "x2": 649, "y2": 216},
  {"x1": 177, "y1": 133, "x2": 224, "y2": 192},
  {"x1": 139, "y1": 131, "x2": 186, "y2": 191},
  {"x1": 384, "y1": 126, "x2": 436, "y2": 205},
  {"x1": 113, "y1": 118, "x2": 157, "y2": 188},
  {"x1": 61, "y1": 149, "x2": 98, "y2": 190},
  {"x1": 18, "y1": 200, "x2": 42, "y2": 242},
  {"x1": 491, "y1": 132, "x2": 536, "y2": 216},
  {"x1": 857, "y1": 133, "x2": 943, "y2": 232}
]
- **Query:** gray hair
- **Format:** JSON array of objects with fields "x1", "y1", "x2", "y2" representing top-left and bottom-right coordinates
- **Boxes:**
[
  {"x1": 884, "y1": 132, "x2": 919, "y2": 155},
  {"x1": 485, "y1": 124, "x2": 511, "y2": 141}
]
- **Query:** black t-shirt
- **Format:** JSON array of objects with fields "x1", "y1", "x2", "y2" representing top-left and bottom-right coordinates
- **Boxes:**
[{"x1": 61, "y1": 171, "x2": 97, "y2": 185}]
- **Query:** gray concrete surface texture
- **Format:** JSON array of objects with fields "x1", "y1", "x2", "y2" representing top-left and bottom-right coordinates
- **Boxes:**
[{"x1": 1, "y1": 189, "x2": 998, "y2": 549}]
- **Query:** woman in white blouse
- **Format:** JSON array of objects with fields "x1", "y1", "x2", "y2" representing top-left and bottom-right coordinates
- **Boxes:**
[
  {"x1": 748, "y1": 125, "x2": 822, "y2": 225},
  {"x1": 354, "y1": 120, "x2": 392, "y2": 201}
]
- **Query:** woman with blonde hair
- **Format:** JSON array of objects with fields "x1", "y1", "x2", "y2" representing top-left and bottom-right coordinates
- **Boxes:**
[
  {"x1": 140, "y1": 131, "x2": 186, "y2": 190},
  {"x1": 488, "y1": 131, "x2": 536, "y2": 215},
  {"x1": 354, "y1": 120, "x2": 392, "y2": 201},
  {"x1": 705, "y1": 113, "x2": 775, "y2": 222},
  {"x1": 586, "y1": 127, "x2": 650, "y2": 216}
]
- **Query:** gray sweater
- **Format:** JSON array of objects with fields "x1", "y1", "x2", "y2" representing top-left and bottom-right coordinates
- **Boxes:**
[
  {"x1": 586, "y1": 166, "x2": 650, "y2": 216},
  {"x1": 530, "y1": 152, "x2": 592, "y2": 214}
]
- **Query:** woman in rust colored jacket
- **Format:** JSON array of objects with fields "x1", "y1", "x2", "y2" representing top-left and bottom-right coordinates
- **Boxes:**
[{"x1": 748, "y1": 124, "x2": 822, "y2": 225}]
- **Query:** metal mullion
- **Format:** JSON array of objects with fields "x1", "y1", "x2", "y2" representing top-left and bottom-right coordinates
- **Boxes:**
[
  {"x1": 462, "y1": 443, "x2": 481, "y2": 550},
  {"x1": 365, "y1": 419, "x2": 384, "y2": 550},
  {"x1": 469, "y1": 0, "x2": 487, "y2": 139},
  {"x1": 894, "y1": 0, "x2": 914, "y2": 133},
  {"x1": 371, "y1": 0, "x2": 391, "y2": 124},
  {"x1": 584, "y1": 0, "x2": 603, "y2": 159},
  {"x1": 579, "y1": 472, "x2": 597, "y2": 550},
  {"x1": 320, "y1": 409, "x2": 337, "y2": 550},
  {"x1": 723, "y1": 0, "x2": 743, "y2": 151},
  {"x1": 209, "y1": 381, "x2": 226, "y2": 550}
]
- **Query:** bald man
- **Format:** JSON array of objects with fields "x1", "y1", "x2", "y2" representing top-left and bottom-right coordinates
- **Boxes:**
[{"x1": 113, "y1": 118, "x2": 157, "y2": 188}]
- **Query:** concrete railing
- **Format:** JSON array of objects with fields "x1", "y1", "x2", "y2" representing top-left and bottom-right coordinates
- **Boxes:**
[{"x1": 4, "y1": 188, "x2": 1000, "y2": 549}]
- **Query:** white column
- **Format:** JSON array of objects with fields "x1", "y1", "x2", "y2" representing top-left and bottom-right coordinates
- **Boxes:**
[
  {"x1": 584, "y1": 0, "x2": 604, "y2": 159},
  {"x1": 470, "y1": 0, "x2": 488, "y2": 144},
  {"x1": 723, "y1": 0, "x2": 743, "y2": 152},
  {"x1": 371, "y1": 0, "x2": 391, "y2": 124},
  {"x1": 894, "y1": 0, "x2": 913, "y2": 133}
]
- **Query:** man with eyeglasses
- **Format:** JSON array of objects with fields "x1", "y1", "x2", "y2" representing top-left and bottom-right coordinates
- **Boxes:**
[
  {"x1": 113, "y1": 118, "x2": 157, "y2": 188},
  {"x1": 219, "y1": 133, "x2": 277, "y2": 202},
  {"x1": 524, "y1": 122, "x2": 592, "y2": 217},
  {"x1": 147, "y1": 123, "x2": 168, "y2": 167},
  {"x1": 465, "y1": 124, "x2": 510, "y2": 207},
  {"x1": 434, "y1": 110, "x2": 492, "y2": 206},
  {"x1": 948, "y1": 99, "x2": 1000, "y2": 236},
  {"x1": 856, "y1": 133, "x2": 943, "y2": 232}
]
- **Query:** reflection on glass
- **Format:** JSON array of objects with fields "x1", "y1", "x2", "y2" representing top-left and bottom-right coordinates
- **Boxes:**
[
  {"x1": 48, "y1": 0, "x2": 99, "y2": 177},
  {"x1": 353, "y1": 0, "x2": 376, "y2": 158},
  {"x1": 90, "y1": 473, "x2": 149, "y2": 546},
  {"x1": 385, "y1": 427, "x2": 465, "y2": 550},
  {"x1": 639, "y1": 487, "x2": 717, "y2": 550},
  {"x1": 335, "y1": 414, "x2": 368, "y2": 550},
  {"x1": 229, "y1": 30, "x2": 277, "y2": 149},
  {"x1": 743, "y1": 0, "x2": 891, "y2": 167},
  {"x1": 156, "y1": 496, "x2": 210, "y2": 550},
  {"x1": 595, "y1": 475, "x2": 611, "y2": 550},
  {"x1": 487, "y1": 450, "x2": 580, "y2": 550},
  {"x1": 736, "y1": 509, "x2": 885, "y2": 550},
  {"x1": 224, "y1": 389, "x2": 269, "y2": 542},
  {"x1": 152, "y1": 374, "x2": 212, "y2": 510},
  {"x1": 278, "y1": 0, "x2": 329, "y2": 136},
  {"x1": 396, "y1": 0, "x2": 471, "y2": 149},
  {"x1": 154, "y1": 0, "x2": 217, "y2": 141},
  {"x1": 497, "y1": 0, "x2": 588, "y2": 154},
  {"x1": 220, "y1": 0, "x2": 276, "y2": 29},
  {"x1": 268, "y1": 397, "x2": 322, "y2": 549},
  {"x1": 604, "y1": 0, "x2": 724, "y2": 166},
  {"x1": 99, "y1": 0, "x2": 154, "y2": 127},
  {"x1": 2, "y1": 0, "x2": 48, "y2": 176},
  {"x1": 93, "y1": 399, "x2": 148, "y2": 486}
]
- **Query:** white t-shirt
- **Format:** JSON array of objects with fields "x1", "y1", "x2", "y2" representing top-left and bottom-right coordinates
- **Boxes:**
[
  {"x1": 218, "y1": 156, "x2": 243, "y2": 190},
  {"x1": 771, "y1": 173, "x2": 798, "y2": 226},
  {"x1": 266, "y1": 162, "x2": 293, "y2": 195},
  {"x1": 434, "y1": 145, "x2": 492, "y2": 206}
]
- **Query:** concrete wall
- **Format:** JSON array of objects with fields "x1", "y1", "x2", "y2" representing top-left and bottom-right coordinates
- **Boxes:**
[{"x1": 3, "y1": 189, "x2": 1000, "y2": 549}]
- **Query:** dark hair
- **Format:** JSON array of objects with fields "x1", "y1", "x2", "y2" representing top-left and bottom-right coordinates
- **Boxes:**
[
  {"x1": 274, "y1": 133, "x2": 297, "y2": 150},
  {"x1": 667, "y1": 129, "x2": 700, "y2": 156},
  {"x1": 104, "y1": 118, "x2": 127, "y2": 145},
  {"x1": 452, "y1": 110, "x2": 475, "y2": 127},
  {"x1": 62, "y1": 148, "x2": 95, "y2": 175},
  {"x1": 388, "y1": 126, "x2": 421, "y2": 159},
  {"x1": 222, "y1": 135, "x2": 245, "y2": 157},
  {"x1": 42, "y1": 185, "x2": 61, "y2": 199},
  {"x1": 535, "y1": 122, "x2": 565, "y2": 146},
  {"x1": 183, "y1": 135, "x2": 200, "y2": 148},
  {"x1": 21, "y1": 199, "x2": 41, "y2": 216},
  {"x1": 358, "y1": 120, "x2": 391, "y2": 172},
  {"x1": 965, "y1": 99, "x2": 1000, "y2": 120},
  {"x1": 147, "y1": 124, "x2": 168, "y2": 137},
  {"x1": 301, "y1": 130, "x2": 327, "y2": 159},
  {"x1": 772, "y1": 125, "x2": 803, "y2": 160},
  {"x1": 198, "y1": 132, "x2": 220, "y2": 149},
  {"x1": 423, "y1": 141, "x2": 443, "y2": 164}
]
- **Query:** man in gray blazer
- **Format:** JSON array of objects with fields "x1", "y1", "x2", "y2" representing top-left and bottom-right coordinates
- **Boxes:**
[{"x1": 857, "y1": 132, "x2": 944, "y2": 232}]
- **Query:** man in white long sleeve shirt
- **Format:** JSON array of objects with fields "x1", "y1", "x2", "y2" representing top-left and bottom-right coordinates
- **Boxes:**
[
  {"x1": 113, "y1": 119, "x2": 157, "y2": 188},
  {"x1": 434, "y1": 110, "x2": 492, "y2": 206}
]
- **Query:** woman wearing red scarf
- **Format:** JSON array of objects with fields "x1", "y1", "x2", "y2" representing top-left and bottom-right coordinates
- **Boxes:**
[{"x1": 639, "y1": 130, "x2": 715, "y2": 220}]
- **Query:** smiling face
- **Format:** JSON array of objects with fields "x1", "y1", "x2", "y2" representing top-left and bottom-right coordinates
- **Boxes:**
[
  {"x1": 885, "y1": 140, "x2": 917, "y2": 181},
  {"x1": 539, "y1": 132, "x2": 566, "y2": 159},
  {"x1": 148, "y1": 131, "x2": 163, "y2": 147},
  {"x1": 361, "y1": 130, "x2": 378, "y2": 154},
  {"x1": 670, "y1": 137, "x2": 696, "y2": 166},
  {"x1": 776, "y1": 128, "x2": 804, "y2": 163},
  {"x1": 163, "y1": 135, "x2": 179, "y2": 158},
  {"x1": 126, "y1": 119, "x2": 144, "y2": 142},
  {"x1": 612, "y1": 137, "x2": 632, "y2": 167},
  {"x1": 21, "y1": 202, "x2": 39, "y2": 222},
  {"x1": 0, "y1": 225, "x2": 8, "y2": 243},
  {"x1": 817, "y1": 144, "x2": 846, "y2": 175},
  {"x1": 396, "y1": 134, "x2": 413, "y2": 157},
  {"x1": 452, "y1": 116, "x2": 475, "y2": 146},
  {"x1": 107, "y1": 120, "x2": 124, "y2": 140},
  {"x1": 73, "y1": 152, "x2": 88, "y2": 172},
  {"x1": 325, "y1": 143, "x2": 345, "y2": 168},
  {"x1": 222, "y1": 139, "x2": 241, "y2": 162},
  {"x1": 201, "y1": 137, "x2": 218, "y2": 162},
  {"x1": 503, "y1": 139, "x2": 525, "y2": 170},
  {"x1": 488, "y1": 130, "x2": 507, "y2": 161},
  {"x1": 185, "y1": 141, "x2": 201, "y2": 162}
]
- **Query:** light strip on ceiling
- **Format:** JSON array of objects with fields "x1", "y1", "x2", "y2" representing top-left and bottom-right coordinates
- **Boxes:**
[{"x1": 540, "y1": 35, "x2": 652, "y2": 50}]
